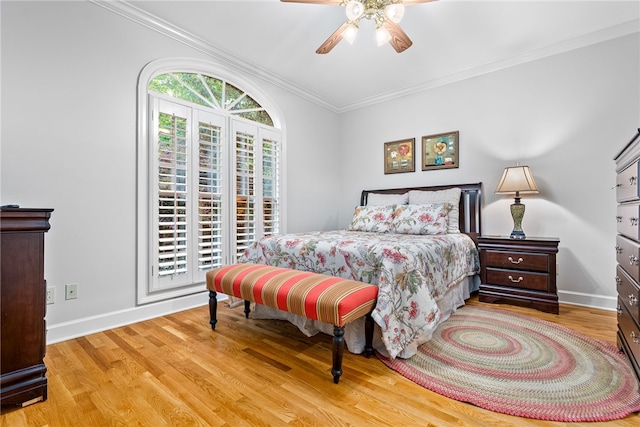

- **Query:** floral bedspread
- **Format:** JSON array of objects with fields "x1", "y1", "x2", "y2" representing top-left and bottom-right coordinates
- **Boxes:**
[{"x1": 240, "y1": 230, "x2": 480, "y2": 359}]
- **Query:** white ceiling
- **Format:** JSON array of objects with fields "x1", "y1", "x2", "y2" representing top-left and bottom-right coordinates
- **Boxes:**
[{"x1": 123, "y1": 0, "x2": 639, "y2": 111}]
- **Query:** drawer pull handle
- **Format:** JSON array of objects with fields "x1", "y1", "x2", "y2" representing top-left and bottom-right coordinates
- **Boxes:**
[
  {"x1": 617, "y1": 304, "x2": 623, "y2": 315},
  {"x1": 616, "y1": 276, "x2": 622, "y2": 285},
  {"x1": 629, "y1": 255, "x2": 638, "y2": 266},
  {"x1": 616, "y1": 215, "x2": 623, "y2": 223},
  {"x1": 615, "y1": 245, "x2": 622, "y2": 254},
  {"x1": 508, "y1": 275, "x2": 523, "y2": 283},
  {"x1": 630, "y1": 176, "x2": 637, "y2": 186},
  {"x1": 508, "y1": 257, "x2": 523, "y2": 265},
  {"x1": 629, "y1": 294, "x2": 638, "y2": 306},
  {"x1": 631, "y1": 217, "x2": 639, "y2": 226},
  {"x1": 632, "y1": 331, "x2": 640, "y2": 345}
]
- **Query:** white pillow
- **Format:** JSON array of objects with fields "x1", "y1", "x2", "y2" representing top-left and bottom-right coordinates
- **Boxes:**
[
  {"x1": 408, "y1": 188, "x2": 462, "y2": 233},
  {"x1": 391, "y1": 204, "x2": 450, "y2": 235},
  {"x1": 347, "y1": 205, "x2": 395, "y2": 233},
  {"x1": 366, "y1": 192, "x2": 409, "y2": 206}
]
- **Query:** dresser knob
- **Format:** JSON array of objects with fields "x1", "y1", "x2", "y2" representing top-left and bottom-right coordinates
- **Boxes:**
[
  {"x1": 615, "y1": 245, "x2": 623, "y2": 254},
  {"x1": 616, "y1": 276, "x2": 622, "y2": 286},
  {"x1": 616, "y1": 216, "x2": 623, "y2": 223},
  {"x1": 631, "y1": 217, "x2": 639, "y2": 226},
  {"x1": 507, "y1": 256, "x2": 523, "y2": 265},
  {"x1": 632, "y1": 331, "x2": 640, "y2": 345},
  {"x1": 630, "y1": 294, "x2": 638, "y2": 306},
  {"x1": 508, "y1": 275, "x2": 523, "y2": 283},
  {"x1": 630, "y1": 176, "x2": 637, "y2": 186},
  {"x1": 617, "y1": 304, "x2": 623, "y2": 315},
  {"x1": 629, "y1": 255, "x2": 638, "y2": 265}
]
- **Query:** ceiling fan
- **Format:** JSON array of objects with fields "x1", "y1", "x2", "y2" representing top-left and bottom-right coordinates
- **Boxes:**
[{"x1": 281, "y1": 0, "x2": 436, "y2": 54}]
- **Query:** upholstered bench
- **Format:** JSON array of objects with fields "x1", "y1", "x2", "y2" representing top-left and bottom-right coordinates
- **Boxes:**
[{"x1": 206, "y1": 263, "x2": 379, "y2": 383}]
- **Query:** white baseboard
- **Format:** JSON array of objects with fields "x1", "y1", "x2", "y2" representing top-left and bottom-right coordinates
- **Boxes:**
[
  {"x1": 46, "y1": 291, "x2": 226, "y2": 345},
  {"x1": 558, "y1": 290, "x2": 617, "y2": 311},
  {"x1": 45, "y1": 289, "x2": 616, "y2": 345}
]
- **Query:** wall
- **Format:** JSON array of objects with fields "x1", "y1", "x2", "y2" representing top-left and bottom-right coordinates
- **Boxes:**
[
  {"x1": 2, "y1": 2, "x2": 637, "y2": 345},
  {"x1": 1, "y1": 1, "x2": 340, "y2": 343},
  {"x1": 337, "y1": 33, "x2": 640, "y2": 309}
]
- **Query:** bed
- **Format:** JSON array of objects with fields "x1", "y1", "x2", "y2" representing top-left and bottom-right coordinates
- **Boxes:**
[{"x1": 239, "y1": 183, "x2": 483, "y2": 359}]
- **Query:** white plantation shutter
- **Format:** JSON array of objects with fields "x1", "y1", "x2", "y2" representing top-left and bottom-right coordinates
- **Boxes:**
[
  {"x1": 140, "y1": 68, "x2": 282, "y2": 304},
  {"x1": 233, "y1": 121, "x2": 257, "y2": 261},
  {"x1": 194, "y1": 110, "x2": 226, "y2": 283},
  {"x1": 153, "y1": 100, "x2": 191, "y2": 290},
  {"x1": 262, "y1": 129, "x2": 280, "y2": 236}
]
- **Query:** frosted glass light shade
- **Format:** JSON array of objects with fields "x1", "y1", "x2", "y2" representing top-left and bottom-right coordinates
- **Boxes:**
[
  {"x1": 345, "y1": 1, "x2": 365, "y2": 20},
  {"x1": 343, "y1": 23, "x2": 358, "y2": 44},
  {"x1": 376, "y1": 26, "x2": 391, "y2": 46},
  {"x1": 384, "y1": 3, "x2": 405, "y2": 23}
]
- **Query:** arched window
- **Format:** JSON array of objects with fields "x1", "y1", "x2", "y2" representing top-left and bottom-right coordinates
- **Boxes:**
[{"x1": 137, "y1": 61, "x2": 284, "y2": 304}]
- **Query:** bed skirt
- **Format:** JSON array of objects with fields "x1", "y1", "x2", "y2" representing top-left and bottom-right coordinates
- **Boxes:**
[{"x1": 249, "y1": 274, "x2": 479, "y2": 359}]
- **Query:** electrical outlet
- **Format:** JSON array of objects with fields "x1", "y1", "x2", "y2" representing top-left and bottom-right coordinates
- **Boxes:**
[
  {"x1": 65, "y1": 283, "x2": 78, "y2": 300},
  {"x1": 46, "y1": 287, "x2": 55, "y2": 305}
]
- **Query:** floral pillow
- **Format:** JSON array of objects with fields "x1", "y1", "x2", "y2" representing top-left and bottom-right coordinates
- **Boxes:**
[
  {"x1": 391, "y1": 204, "x2": 451, "y2": 235},
  {"x1": 348, "y1": 205, "x2": 395, "y2": 233},
  {"x1": 408, "y1": 188, "x2": 461, "y2": 233}
]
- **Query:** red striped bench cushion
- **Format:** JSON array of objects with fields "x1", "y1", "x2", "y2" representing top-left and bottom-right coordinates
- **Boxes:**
[{"x1": 206, "y1": 263, "x2": 378, "y2": 327}]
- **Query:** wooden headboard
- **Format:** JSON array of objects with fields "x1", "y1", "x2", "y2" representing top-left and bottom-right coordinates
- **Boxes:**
[{"x1": 360, "y1": 182, "x2": 483, "y2": 241}]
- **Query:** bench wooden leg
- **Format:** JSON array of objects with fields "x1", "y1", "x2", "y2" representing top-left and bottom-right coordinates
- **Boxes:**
[
  {"x1": 332, "y1": 326, "x2": 345, "y2": 384},
  {"x1": 244, "y1": 300, "x2": 251, "y2": 318},
  {"x1": 364, "y1": 312, "x2": 374, "y2": 358},
  {"x1": 209, "y1": 291, "x2": 218, "y2": 330}
]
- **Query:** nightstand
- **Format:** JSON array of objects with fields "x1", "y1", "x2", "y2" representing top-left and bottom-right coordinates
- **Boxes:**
[{"x1": 478, "y1": 236, "x2": 560, "y2": 314}]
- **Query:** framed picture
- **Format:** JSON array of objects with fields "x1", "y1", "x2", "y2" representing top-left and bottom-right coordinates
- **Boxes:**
[
  {"x1": 422, "y1": 131, "x2": 459, "y2": 171},
  {"x1": 384, "y1": 138, "x2": 415, "y2": 174}
]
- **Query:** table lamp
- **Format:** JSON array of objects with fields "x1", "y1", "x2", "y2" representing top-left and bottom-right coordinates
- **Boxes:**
[{"x1": 495, "y1": 164, "x2": 539, "y2": 239}]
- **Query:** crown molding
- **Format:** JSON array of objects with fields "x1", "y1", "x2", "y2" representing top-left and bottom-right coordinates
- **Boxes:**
[
  {"x1": 89, "y1": 0, "x2": 338, "y2": 112},
  {"x1": 337, "y1": 19, "x2": 640, "y2": 113},
  {"x1": 90, "y1": 1, "x2": 638, "y2": 114}
]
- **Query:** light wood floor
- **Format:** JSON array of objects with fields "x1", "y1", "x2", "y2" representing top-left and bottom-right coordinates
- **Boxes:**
[{"x1": 2, "y1": 295, "x2": 639, "y2": 426}]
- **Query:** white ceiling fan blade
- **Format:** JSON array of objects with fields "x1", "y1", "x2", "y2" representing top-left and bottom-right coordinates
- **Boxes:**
[
  {"x1": 383, "y1": 20, "x2": 413, "y2": 53},
  {"x1": 316, "y1": 21, "x2": 350, "y2": 54}
]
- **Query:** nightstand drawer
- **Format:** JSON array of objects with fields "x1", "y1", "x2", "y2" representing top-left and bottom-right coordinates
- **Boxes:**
[
  {"x1": 483, "y1": 250, "x2": 549, "y2": 272},
  {"x1": 617, "y1": 265, "x2": 640, "y2": 324},
  {"x1": 485, "y1": 268, "x2": 549, "y2": 292}
]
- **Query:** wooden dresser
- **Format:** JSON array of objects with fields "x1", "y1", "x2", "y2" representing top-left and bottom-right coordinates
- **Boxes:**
[
  {"x1": 0, "y1": 208, "x2": 53, "y2": 407},
  {"x1": 478, "y1": 236, "x2": 560, "y2": 314},
  {"x1": 614, "y1": 129, "x2": 640, "y2": 382}
]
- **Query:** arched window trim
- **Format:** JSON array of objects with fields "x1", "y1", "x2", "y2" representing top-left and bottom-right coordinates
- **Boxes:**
[{"x1": 136, "y1": 58, "x2": 287, "y2": 305}]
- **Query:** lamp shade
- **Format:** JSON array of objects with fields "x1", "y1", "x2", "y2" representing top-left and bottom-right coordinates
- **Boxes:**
[
  {"x1": 345, "y1": 1, "x2": 365, "y2": 21},
  {"x1": 495, "y1": 165, "x2": 539, "y2": 194}
]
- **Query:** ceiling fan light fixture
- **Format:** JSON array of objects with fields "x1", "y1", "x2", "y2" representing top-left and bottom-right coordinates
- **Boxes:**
[
  {"x1": 375, "y1": 24, "x2": 392, "y2": 46},
  {"x1": 384, "y1": 3, "x2": 405, "y2": 23},
  {"x1": 343, "y1": 23, "x2": 359, "y2": 44},
  {"x1": 345, "y1": 0, "x2": 365, "y2": 21}
]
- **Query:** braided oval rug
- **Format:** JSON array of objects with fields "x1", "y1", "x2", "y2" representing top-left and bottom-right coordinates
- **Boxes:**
[{"x1": 377, "y1": 306, "x2": 640, "y2": 422}]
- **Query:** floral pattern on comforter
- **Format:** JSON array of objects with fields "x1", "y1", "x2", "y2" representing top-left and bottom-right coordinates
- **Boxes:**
[{"x1": 240, "y1": 230, "x2": 479, "y2": 359}]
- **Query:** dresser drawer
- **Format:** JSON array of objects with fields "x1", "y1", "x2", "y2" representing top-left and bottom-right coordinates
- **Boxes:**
[
  {"x1": 618, "y1": 301, "x2": 640, "y2": 365},
  {"x1": 617, "y1": 203, "x2": 640, "y2": 240},
  {"x1": 617, "y1": 265, "x2": 640, "y2": 324},
  {"x1": 485, "y1": 268, "x2": 549, "y2": 292},
  {"x1": 483, "y1": 250, "x2": 549, "y2": 272},
  {"x1": 616, "y1": 235, "x2": 640, "y2": 281},
  {"x1": 617, "y1": 160, "x2": 640, "y2": 203}
]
